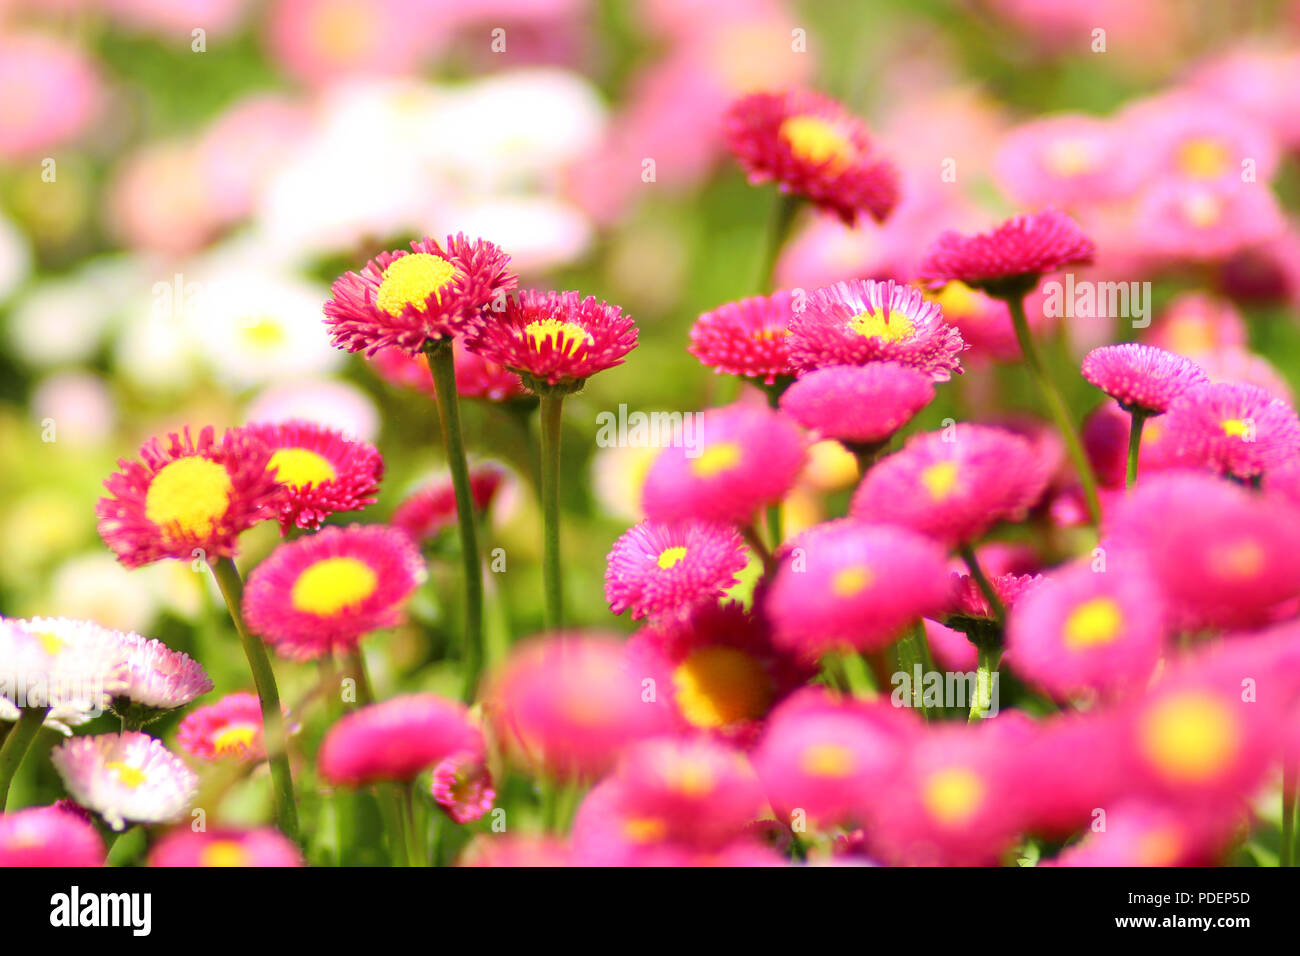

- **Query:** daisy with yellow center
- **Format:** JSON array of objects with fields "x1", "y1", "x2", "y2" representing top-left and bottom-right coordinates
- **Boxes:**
[
  {"x1": 375, "y1": 252, "x2": 460, "y2": 317},
  {"x1": 51, "y1": 732, "x2": 198, "y2": 831},
  {"x1": 242, "y1": 524, "x2": 424, "y2": 661},
  {"x1": 178, "y1": 693, "x2": 269, "y2": 763},
  {"x1": 921, "y1": 766, "x2": 986, "y2": 827},
  {"x1": 604, "y1": 519, "x2": 747, "y2": 622},
  {"x1": 148, "y1": 828, "x2": 303, "y2": 867},
  {"x1": 672, "y1": 645, "x2": 774, "y2": 730},
  {"x1": 1139, "y1": 690, "x2": 1239, "y2": 784}
]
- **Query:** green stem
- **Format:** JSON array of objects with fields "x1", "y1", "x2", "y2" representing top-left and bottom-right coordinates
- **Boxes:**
[
  {"x1": 211, "y1": 557, "x2": 299, "y2": 842},
  {"x1": 1005, "y1": 294, "x2": 1101, "y2": 525},
  {"x1": 959, "y1": 544, "x2": 1006, "y2": 625},
  {"x1": 347, "y1": 647, "x2": 374, "y2": 706},
  {"x1": 424, "y1": 339, "x2": 484, "y2": 702},
  {"x1": 538, "y1": 391, "x2": 566, "y2": 631},
  {"x1": 400, "y1": 781, "x2": 427, "y2": 867},
  {"x1": 968, "y1": 644, "x2": 1002, "y2": 722},
  {"x1": 896, "y1": 623, "x2": 931, "y2": 720},
  {"x1": 1126, "y1": 409, "x2": 1148, "y2": 488},
  {"x1": 755, "y1": 192, "x2": 800, "y2": 292},
  {"x1": 1283, "y1": 762, "x2": 1296, "y2": 867},
  {"x1": 0, "y1": 706, "x2": 47, "y2": 809},
  {"x1": 840, "y1": 652, "x2": 876, "y2": 698},
  {"x1": 376, "y1": 783, "x2": 408, "y2": 867}
]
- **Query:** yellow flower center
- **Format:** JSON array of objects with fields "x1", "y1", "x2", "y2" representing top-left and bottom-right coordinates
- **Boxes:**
[
  {"x1": 240, "y1": 318, "x2": 286, "y2": 349},
  {"x1": 1183, "y1": 191, "x2": 1221, "y2": 228},
  {"x1": 310, "y1": 0, "x2": 374, "y2": 61},
  {"x1": 657, "y1": 546, "x2": 687, "y2": 570},
  {"x1": 523, "y1": 318, "x2": 593, "y2": 357},
  {"x1": 375, "y1": 253, "x2": 458, "y2": 317},
  {"x1": 213, "y1": 723, "x2": 258, "y2": 756},
  {"x1": 691, "y1": 442, "x2": 742, "y2": 478},
  {"x1": 1177, "y1": 137, "x2": 1230, "y2": 179},
  {"x1": 1062, "y1": 597, "x2": 1124, "y2": 650},
  {"x1": 199, "y1": 840, "x2": 249, "y2": 868},
  {"x1": 799, "y1": 742, "x2": 856, "y2": 779},
  {"x1": 672, "y1": 646, "x2": 773, "y2": 729},
  {"x1": 35, "y1": 630, "x2": 66, "y2": 656},
  {"x1": 145, "y1": 457, "x2": 232, "y2": 539},
  {"x1": 268, "y1": 448, "x2": 337, "y2": 489},
  {"x1": 664, "y1": 758, "x2": 715, "y2": 797},
  {"x1": 291, "y1": 556, "x2": 378, "y2": 616},
  {"x1": 1220, "y1": 418, "x2": 1251, "y2": 438},
  {"x1": 106, "y1": 761, "x2": 147, "y2": 789},
  {"x1": 831, "y1": 565, "x2": 872, "y2": 598},
  {"x1": 1169, "y1": 320, "x2": 1215, "y2": 356},
  {"x1": 622, "y1": 817, "x2": 667, "y2": 844},
  {"x1": 921, "y1": 766, "x2": 985, "y2": 826},
  {"x1": 779, "y1": 115, "x2": 854, "y2": 173},
  {"x1": 929, "y1": 280, "x2": 981, "y2": 318},
  {"x1": 1139, "y1": 691, "x2": 1238, "y2": 783},
  {"x1": 920, "y1": 460, "x2": 960, "y2": 500},
  {"x1": 1135, "y1": 828, "x2": 1183, "y2": 867},
  {"x1": 849, "y1": 310, "x2": 915, "y2": 343},
  {"x1": 1044, "y1": 137, "x2": 1095, "y2": 177}
]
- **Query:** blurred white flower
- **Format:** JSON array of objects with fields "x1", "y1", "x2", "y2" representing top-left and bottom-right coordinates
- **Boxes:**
[
  {"x1": 436, "y1": 195, "x2": 592, "y2": 274},
  {"x1": 46, "y1": 552, "x2": 162, "y2": 635},
  {"x1": 30, "y1": 370, "x2": 116, "y2": 447},
  {"x1": 6, "y1": 258, "x2": 140, "y2": 366},
  {"x1": 245, "y1": 377, "x2": 380, "y2": 442}
]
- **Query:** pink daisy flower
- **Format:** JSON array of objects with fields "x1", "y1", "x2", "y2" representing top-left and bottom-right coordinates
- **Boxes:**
[
  {"x1": 1163, "y1": 382, "x2": 1300, "y2": 479},
  {"x1": 240, "y1": 420, "x2": 384, "y2": 533},
  {"x1": 788, "y1": 279, "x2": 966, "y2": 381},
  {"x1": 462, "y1": 289, "x2": 637, "y2": 391},
  {"x1": 753, "y1": 688, "x2": 917, "y2": 829},
  {"x1": 324, "y1": 234, "x2": 516, "y2": 357},
  {"x1": 430, "y1": 753, "x2": 495, "y2": 825},
  {"x1": 1081, "y1": 343, "x2": 1209, "y2": 415},
  {"x1": 97, "y1": 426, "x2": 280, "y2": 568},
  {"x1": 1110, "y1": 471, "x2": 1300, "y2": 630},
  {"x1": 487, "y1": 633, "x2": 669, "y2": 780},
  {"x1": 1142, "y1": 292, "x2": 1246, "y2": 358},
  {"x1": 864, "y1": 724, "x2": 1023, "y2": 866},
  {"x1": 242, "y1": 524, "x2": 424, "y2": 661},
  {"x1": 946, "y1": 570, "x2": 1043, "y2": 624},
  {"x1": 177, "y1": 693, "x2": 268, "y2": 763},
  {"x1": 640, "y1": 402, "x2": 808, "y2": 525},
  {"x1": 604, "y1": 519, "x2": 748, "y2": 622},
  {"x1": 688, "y1": 290, "x2": 798, "y2": 386},
  {"x1": 765, "y1": 519, "x2": 950, "y2": 658},
  {"x1": 780, "y1": 362, "x2": 936, "y2": 447},
  {"x1": 390, "y1": 463, "x2": 506, "y2": 544},
  {"x1": 367, "y1": 340, "x2": 527, "y2": 402},
  {"x1": 723, "y1": 89, "x2": 900, "y2": 225},
  {"x1": 916, "y1": 210, "x2": 1096, "y2": 297},
  {"x1": 1005, "y1": 557, "x2": 1165, "y2": 701},
  {"x1": 0, "y1": 33, "x2": 100, "y2": 160},
  {"x1": 319, "y1": 693, "x2": 482, "y2": 787},
  {"x1": 1124, "y1": 94, "x2": 1278, "y2": 186},
  {"x1": 993, "y1": 113, "x2": 1138, "y2": 207},
  {"x1": 0, "y1": 805, "x2": 106, "y2": 867},
  {"x1": 624, "y1": 601, "x2": 816, "y2": 745},
  {"x1": 459, "y1": 834, "x2": 571, "y2": 867},
  {"x1": 1011, "y1": 712, "x2": 1129, "y2": 838},
  {"x1": 51, "y1": 732, "x2": 198, "y2": 831},
  {"x1": 851, "y1": 425, "x2": 1051, "y2": 548},
  {"x1": 108, "y1": 630, "x2": 211, "y2": 726},
  {"x1": 148, "y1": 827, "x2": 303, "y2": 867},
  {"x1": 1134, "y1": 179, "x2": 1285, "y2": 263},
  {"x1": 1051, "y1": 800, "x2": 1238, "y2": 867}
]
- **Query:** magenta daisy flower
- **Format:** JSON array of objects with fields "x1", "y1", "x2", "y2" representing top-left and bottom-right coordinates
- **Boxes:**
[
  {"x1": 0, "y1": 805, "x2": 105, "y2": 867},
  {"x1": 851, "y1": 426, "x2": 1051, "y2": 548},
  {"x1": 97, "y1": 426, "x2": 280, "y2": 568},
  {"x1": 319, "y1": 693, "x2": 483, "y2": 787},
  {"x1": 625, "y1": 601, "x2": 815, "y2": 745},
  {"x1": 1005, "y1": 557, "x2": 1166, "y2": 701},
  {"x1": 688, "y1": 290, "x2": 798, "y2": 386},
  {"x1": 1081, "y1": 343, "x2": 1209, "y2": 416},
  {"x1": 779, "y1": 362, "x2": 936, "y2": 447},
  {"x1": 723, "y1": 89, "x2": 900, "y2": 225},
  {"x1": 946, "y1": 570, "x2": 1043, "y2": 625},
  {"x1": 241, "y1": 420, "x2": 384, "y2": 533},
  {"x1": 463, "y1": 289, "x2": 637, "y2": 392},
  {"x1": 641, "y1": 402, "x2": 807, "y2": 526},
  {"x1": 176, "y1": 692, "x2": 268, "y2": 763},
  {"x1": 788, "y1": 279, "x2": 966, "y2": 381},
  {"x1": 148, "y1": 827, "x2": 303, "y2": 867},
  {"x1": 917, "y1": 210, "x2": 1096, "y2": 297},
  {"x1": 323, "y1": 234, "x2": 516, "y2": 357},
  {"x1": 390, "y1": 463, "x2": 505, "y2": 544},
  {"x1": 766, "y1": 519, "x2": 950, "y2": 658},
  {"x1": 242, "y1": 524, "x2": 424, "y2": 661},
  {"x1": 1163, "y1": 382, "x2": 1300, "y2": 479},
  {"x1": 50, "y1": 732, "x2": 198, "y2": 831},
  {"x1": 922, "y1": 281, "x2": 1021, "y2": 363},
  {"x1": 604, "y1": 519, "x2": 748, "y2": 622},
  {"x1": 1052, "y1": 799, "x2": 1235, "y2": 867},
  {"x1": 430, "y1": 753, "x2": 495, "y2": 825}
]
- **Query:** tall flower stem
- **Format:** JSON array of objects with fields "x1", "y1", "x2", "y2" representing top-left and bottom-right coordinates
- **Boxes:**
[
  {"x1": 840, "y1": 652, "x2": 876, "y2": 698},
  {"x1": 1005, "y1": 295, "x2": 1101, "y2": 525},
  {"x1": 211, "y1": 556, "x2": 299, "y2": 842},
  {"x1": 755, "y1": 192, "x2": 800, "y2": 292},
  {"x1": 1126, "y1": 409, "x2": 1148, "y2": 488},
  {"x1": 538, "y1": 391, "x2": 566, "y2": 630},
  {"x1": 400, "y1": 781, "x2": 427, "y2": 867},
  {"x1": 1282, "y1": 761, "x2": 1296, "y2": 867},
  {"x1": 959, "y1": 543, "x2": 1006, "y2": 625},
  {"x1": 968, "y1": 644, "x2": 1002, "y2": 722},
  {"x1": 424, "y1": 339, "x2": 484, "y2": 701},
  {"x1": 0, "y1": 706, "x2": 46, "y2": 809},
  {"x1": 897, "y1": 623, "x2": 933, "y2": 720}
]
